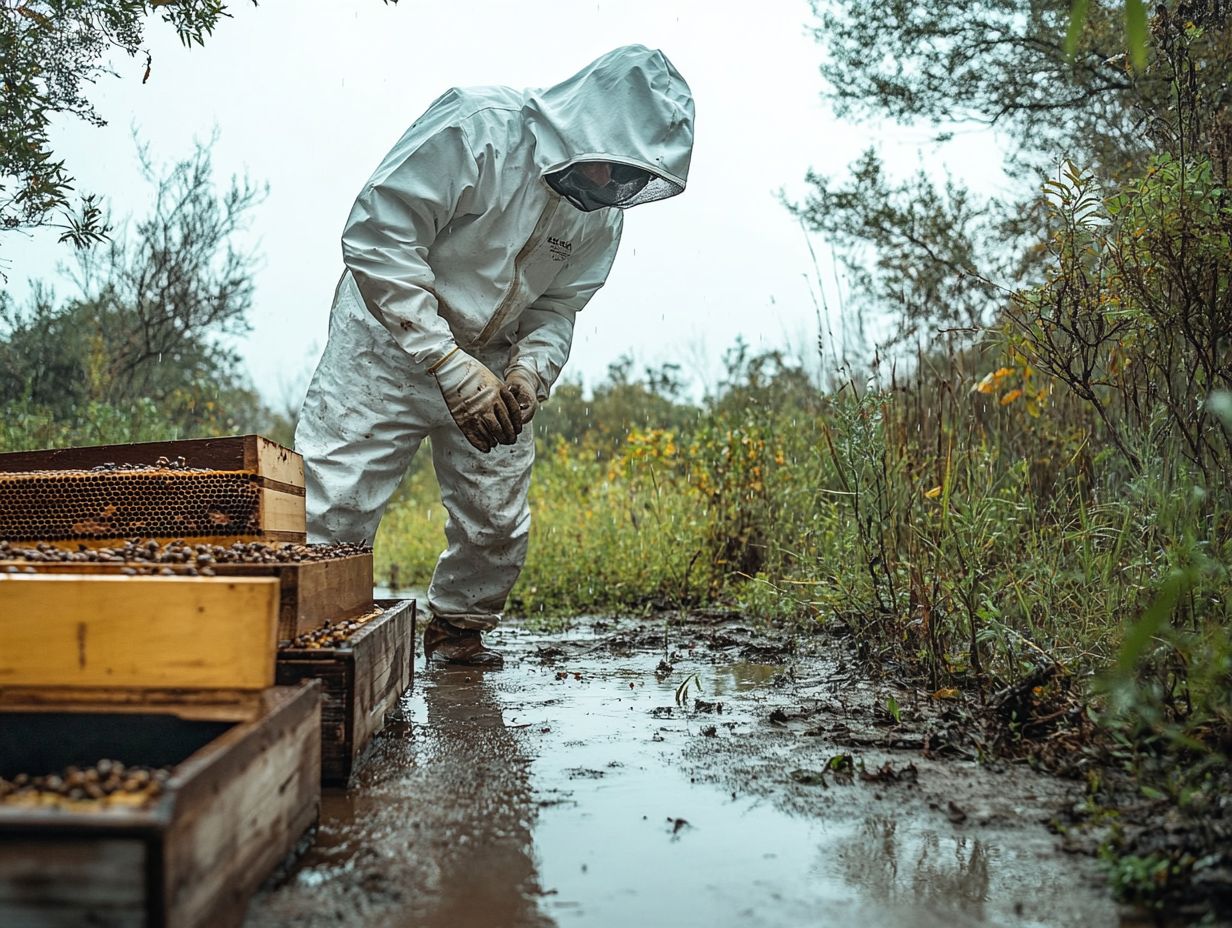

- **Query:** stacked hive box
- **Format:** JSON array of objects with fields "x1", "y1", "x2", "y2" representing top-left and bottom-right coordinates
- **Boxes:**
[
  {"x1": 0, "y1": 687, "x2": 321, "y2": 928},
  {"x1": 0, "y1": 434, "x2": 306, "y2": 545},
  {"x1": 0, "y1": 436, "x2": 416, "y2": 927}
]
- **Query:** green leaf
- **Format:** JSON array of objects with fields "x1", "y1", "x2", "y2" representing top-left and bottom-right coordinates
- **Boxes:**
[
  {"x1": 1126, "y1": 0, "x2": 1148, "y2": 70},
  {"x1": 1065, "y1": 0, "x2": 1090, "y2": 58},
  {"x1": 826, "y1": 753, "x2": 854, "y2": 772},
  {"x1": 885, "y1": 696, "x2": 901, "y2": 723},
  {"x1": 1117, "y1": 568, "x2": 1193, "y2": 675}
]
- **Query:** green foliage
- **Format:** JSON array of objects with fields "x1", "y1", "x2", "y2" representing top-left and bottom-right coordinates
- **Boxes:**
[
  {"x1": 0, "y1": 1, "x2": 231, "y2": 248},
  {"x1": 811, "y1": 0, "x2": 1150, "y2": 174},
  {"x1": 0, "y1": 0, "x2": 394, "y2": 253},
  {"x1": 675, "y1": 672, "x2": 702, "y2": 706},
  {"x1": 374, "y1": 427, "x2": 712, "y2": 618},
  {"x1": 885, "y1": 696, "x2": 901, "y2": 724},
  {"x1": 1064, "y1": 0, "x2": 1157, "y2": 69},
  {"x1": 787, "y1": 148, "x2": 1007, "y2": 345},
  {"x1": 371, "y1": 447, "x2": 447, "y2": 588},
  {"x1": 375, "y1": 329, "x2": 1228, "y2": 787},
  {"x1": 510, "y1": 426, "x2": 709, "y2": 616},
  {"x1": 534, "y1": 355, "x2": 697, "y2": 455},
  {"x1": 374, "y1": 19, "x2": 1232, "y2": 815},
  {"x1": 799, "y1": 3, "x2": 1232, "y2": 353},
  {"x1": 1010, "y1": 153, "x2": 1232, "y2": 484},
  {"x1": 795, "y1": 5, "x2": 1232, "y2": 774},
  {"x1": 1066, "y1": 0, "x2": 1093, "y2": 56},
  {"x1": 991, "y1": 14, "x2": 1232, "y2": 771},
  {"x1": 375, "y1": 335, "x2": 1229, "y2": 773},
  {"x1": 0, "y1": 138, "x2": 286, "y2": 450},
  {"x1": 1125, "y1": 0, "x2": 1149, "y2": 69},
  {"x1": 1102, "y1": 849, "x2": 1195, "y2": 908},
  {"x1": 0, "y1": 395, "x2": 192, "y2": 452},
  {"x1": 371, "y1": 12, "x2": 1231, "y2": 899}
]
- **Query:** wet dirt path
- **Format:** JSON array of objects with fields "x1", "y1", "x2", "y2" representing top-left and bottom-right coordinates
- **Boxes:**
[{"x1": 245, "y1": 615, "x2": 1126, "y2": 928}]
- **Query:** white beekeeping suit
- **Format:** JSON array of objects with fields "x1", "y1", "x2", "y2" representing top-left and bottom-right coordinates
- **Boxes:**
[{"x1": 296, "y1": 45, "x2": 694, "y2": 657}]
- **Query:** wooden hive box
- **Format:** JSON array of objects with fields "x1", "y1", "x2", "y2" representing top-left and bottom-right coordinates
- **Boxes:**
[
  {"x1": 2, "y1": 552, "x2": 376, "y2": 643},
  {"x1": 0, "y1": 434, "x2": 305, "y2": 546},
  {"x1": 0, "y1": 574, "x2": 282, "y2": 690},
  {"x1": 0, "y1": 683, "x2": 321, "y2": 928},
  {"x1": 211, "y1": 554, "x2": 373, "y2": 640},
  {"x1": 276, "y1": 600, "x2": 416, "y2": 785}
]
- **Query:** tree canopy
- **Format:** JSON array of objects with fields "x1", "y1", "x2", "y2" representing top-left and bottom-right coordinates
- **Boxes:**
[
  {"x1": 0, "y1": 1, "x2": 240, "y2": 248},
  {"x1": 795, "y1": 0, "x2": 1232, "y2": 349},
  {"x1": 0, "y1": 0, "x2": 393, "y2": 253},
  {"x1": 0, "y1": 140, "x2": 275, "y2": 442}
]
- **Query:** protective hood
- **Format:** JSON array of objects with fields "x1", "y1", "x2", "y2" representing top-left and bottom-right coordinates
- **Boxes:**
[{"x1": 524, "y1": 45, "x2": 694, "y2": 208}]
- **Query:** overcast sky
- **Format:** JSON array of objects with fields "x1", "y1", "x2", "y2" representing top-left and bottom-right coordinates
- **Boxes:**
[{"x1": 5, "y1": 0, "x2": 1013, "y2": 405}]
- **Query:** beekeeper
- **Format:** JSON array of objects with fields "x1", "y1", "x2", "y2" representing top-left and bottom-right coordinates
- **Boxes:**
[{"x1": 296, "y1": 45, "x2": 694, "y2": 667}]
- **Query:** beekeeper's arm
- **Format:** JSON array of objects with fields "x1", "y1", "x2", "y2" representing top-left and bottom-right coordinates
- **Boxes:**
[
  {"x1": 342, "y1": 125, "x2": 520, "y2": 452},
  {"x1": 504, "y1": 219, "x2": 623, "y2": 421}
]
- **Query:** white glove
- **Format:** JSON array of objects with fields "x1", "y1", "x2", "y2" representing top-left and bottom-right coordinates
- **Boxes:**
[
  {"x1": 504, "y1": 366, "x2": 542, "y2": 425},
  {"x1": 429, "y1": 347, "x2": 522, "y2": 452}
]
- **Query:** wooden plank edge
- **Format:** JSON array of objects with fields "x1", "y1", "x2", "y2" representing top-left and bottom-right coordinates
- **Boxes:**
[
  {"x1": 259, "y1": 487, "x2": 307, "y2": 535},
  {"x1": 0, "y1": 435, "x2": 297, "y2": 479},
  {"x1": 162, "y1": 682, "x2": 320, "y2": 923},
  {"x1": 0, "y1": 688, "x2": 266, "y2": 722},
  {"x1": 275, "y1": 600, "x2": 413, "y2": 659},
  {"x1": 252, "y1": 436, "x2": 305, "y2": 490},
  {"x1": 165, "y1": 683, "x2": 320, "y2": 798}
]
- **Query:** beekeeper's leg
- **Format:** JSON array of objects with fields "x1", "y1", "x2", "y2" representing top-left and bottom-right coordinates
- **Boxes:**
[
  {"x1": 426, "y1": 416, "x2": 535, "y2": 630},
  {"x1": 295, "y1": 273, "x2": 432, "y2": 544}
]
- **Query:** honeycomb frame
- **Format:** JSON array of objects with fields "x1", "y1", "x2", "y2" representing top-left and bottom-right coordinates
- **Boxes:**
[{"x1": 0, "y1": 468, "x2": 264, "y2": 542}]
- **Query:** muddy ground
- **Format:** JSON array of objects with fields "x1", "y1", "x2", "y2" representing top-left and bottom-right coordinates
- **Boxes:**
[{"x1": 244, "y1": 612, "x2": 1168, "y2": 928}]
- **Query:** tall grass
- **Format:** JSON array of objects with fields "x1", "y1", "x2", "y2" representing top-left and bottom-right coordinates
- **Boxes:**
[
  {"x1": 376, "y1": 145, "x2": 1231, "y2": 829},
  {"x1": 376, "y1": 338, "x2": 1230, "y2": 743}
]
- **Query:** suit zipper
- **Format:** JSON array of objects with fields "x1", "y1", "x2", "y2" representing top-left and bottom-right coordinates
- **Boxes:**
[{"x1": 471, "y1": 194, "x2": 560, "y2": 349}]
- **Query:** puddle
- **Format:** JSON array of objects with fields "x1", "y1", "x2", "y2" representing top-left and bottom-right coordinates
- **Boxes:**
[
  {"x1": 711, "y1": 660, "x2": 783, "y2": 693},
  {"x1": 245, "y1": 618, "x2": 1126, "y2": 928}
]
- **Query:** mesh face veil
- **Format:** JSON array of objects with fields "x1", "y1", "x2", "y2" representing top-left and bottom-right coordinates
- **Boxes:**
[{"x1": 546, "y1": 162, "x2": 683, "y2": 212}]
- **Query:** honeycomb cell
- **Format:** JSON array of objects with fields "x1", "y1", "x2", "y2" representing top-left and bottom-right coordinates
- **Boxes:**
[{"x1": 0, "y1": 468, "x2": 262, "y2": 541}]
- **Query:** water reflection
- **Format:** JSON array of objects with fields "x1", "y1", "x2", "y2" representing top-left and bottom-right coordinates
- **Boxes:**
[
  {"x1": 417, "y1": 666, "x2": 553, "y2": 928},
  {"x1": 249, "y1": 619, "x2": 1122, "y2": 928},
  {"x1": 835, "y1": 817, "x2": 991, "y2": 916},
  {"x1": 709, "y1": 661, "x2": 783, "y2": 696},
  {"x1": 245, "y1": 663, "x2": 553, "y2": 928}
]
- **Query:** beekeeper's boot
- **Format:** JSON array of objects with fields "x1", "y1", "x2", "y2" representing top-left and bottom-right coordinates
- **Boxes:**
[{"x1": 422, "y1": 617, "x2": 504, "y2": 668}]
